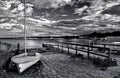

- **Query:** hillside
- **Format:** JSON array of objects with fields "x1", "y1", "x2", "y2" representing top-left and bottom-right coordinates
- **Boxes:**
[{"x1": 86, "y1": 31, "x2": 120, "y2": 38}]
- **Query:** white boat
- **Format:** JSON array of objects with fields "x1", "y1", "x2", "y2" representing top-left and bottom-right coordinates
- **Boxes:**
[
  {"x1": 11, "y1": 0, "x2": 42, "y2": 73},
  {"x1": 11, "y1": 53, "x2": 42, "y2": 73}
]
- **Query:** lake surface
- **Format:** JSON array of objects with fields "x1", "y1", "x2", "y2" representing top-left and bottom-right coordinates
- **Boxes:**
[
  {"x1": 0, "y1": 36, "x2": 119, "y2": 50},
  {"x1": 0, "y1": 39, "x2": 50, "y2": 50},
  {"x1": 0, "y1": 38, "x2": 83, "y2": 50},
  {"x1": 0, "y1": 38, "x2": 89, "y2": 50}
]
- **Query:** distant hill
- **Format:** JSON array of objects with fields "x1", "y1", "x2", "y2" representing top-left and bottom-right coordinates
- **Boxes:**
[{"x1": 86, "y1": 31, "x2": 120, "y2": 38}]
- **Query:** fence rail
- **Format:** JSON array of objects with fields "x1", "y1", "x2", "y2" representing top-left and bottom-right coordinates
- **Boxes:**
[
  {"x1": 43, "y1": 42, "x2": 111, "y2": 59},
  {"x1": 94, "y1": 43, "x2": 120, "y2": 52}
]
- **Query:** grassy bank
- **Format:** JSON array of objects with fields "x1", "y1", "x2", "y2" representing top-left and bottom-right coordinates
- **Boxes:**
[{"x1": 0, "y1": 43, "x2": 119, "y2": 78}]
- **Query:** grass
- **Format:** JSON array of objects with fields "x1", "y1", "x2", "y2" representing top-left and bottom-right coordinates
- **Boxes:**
[{"x1": 0, "y1": 47, "x2": 119, "y2": 78}]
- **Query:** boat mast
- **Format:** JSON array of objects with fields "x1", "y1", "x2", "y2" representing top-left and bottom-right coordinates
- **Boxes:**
[{"x1": 24, "y1": 0, "x2": 27, "y2": 54}]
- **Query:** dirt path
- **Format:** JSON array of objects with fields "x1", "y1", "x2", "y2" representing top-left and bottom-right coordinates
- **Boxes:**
[{"x1": 41, "y1": 52, "x2": 112, "y2": 78}]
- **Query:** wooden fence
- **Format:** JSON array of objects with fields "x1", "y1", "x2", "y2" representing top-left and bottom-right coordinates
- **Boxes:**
[
  {"x1": 43, "y1": 42, "x2": 111, "y2": 59},
  {"x1": 94, "y1": 43, "x2": 120, "y2": 52}
]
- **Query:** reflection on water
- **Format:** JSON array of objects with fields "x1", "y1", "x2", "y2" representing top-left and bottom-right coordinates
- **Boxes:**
[
  {"x1": 2, "y1": 37, "x2": 119, "y2": 50},
  {"x1": 0, "y1": 38, "x2": 89, "y2": 50},
  {"x1": 0, "y1": 39, "x2": 50, "y2": 50}
]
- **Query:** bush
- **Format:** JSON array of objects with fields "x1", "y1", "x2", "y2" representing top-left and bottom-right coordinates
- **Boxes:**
[
  {"x1": 112, "y1": 50, "x2": 120, "y2": 55},
  {"x1": 42, "y1": 44, "x2": 54, "y2": 51},
  {"x1": 0, "y1": 52, "x2": 11, "y2": 69},
  {"x1": 113, "y1": 75, "x2": 120, "y2": 78},
  {"x1": 70, "y1": 53, "x2": 84, "y2": 60},
  {"x1": 92, "y1": 57, "x2": 117, "y2": 67}
]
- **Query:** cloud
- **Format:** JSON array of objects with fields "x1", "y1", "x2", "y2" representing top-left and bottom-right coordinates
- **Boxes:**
[
  {"x1": 11, "y1": 3, "x2": 34, "y2": 17},
  {"x1": 32, "y1": 0, "x2": 71, "y2": 9},
  {"x1": 50, "y1": 0, "x2": 71, "y2": 8},
  {"x1": 75, "y1": 6, "x2": 88, "y2": 15},
  {"x1": 1, "y1": 0, "x2": 120, "y2": 37}
]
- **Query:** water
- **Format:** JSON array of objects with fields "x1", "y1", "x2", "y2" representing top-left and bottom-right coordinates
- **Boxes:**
[
  {"x1": 0, "y1": 38, "x2": 88, "y2": 50},
  {"x1": 0, "y1": 39, "x2": 51, "y2": 50},
  {"x1": 1, "y1": 37, "x2": 118, "y2": 50}
]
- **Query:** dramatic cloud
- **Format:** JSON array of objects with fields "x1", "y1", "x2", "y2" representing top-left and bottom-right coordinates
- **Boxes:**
[
  {"x1": 1, "y1": 0, "x2": 120, "y2": 37},
  {"x1": 32, "y1": 0, "x2": 71, "y2": 9}
]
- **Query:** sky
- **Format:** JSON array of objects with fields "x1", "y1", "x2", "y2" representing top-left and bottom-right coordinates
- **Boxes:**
[{"x1": 0, "y1": 0, "x2": 120, "y2": 37}]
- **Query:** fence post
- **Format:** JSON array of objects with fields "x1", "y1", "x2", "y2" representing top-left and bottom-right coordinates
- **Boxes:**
[
  {"x1": 108, "y1": 48, "x2": 110, "y2": 59},
  {"x1": 68, "y1": 44, "x2": 69, "y2": 54},
  {"x1": 58, "y1": 43, "x2": 59, "y2": 52},
  {"x1": 91, "y1": 42, "x2": 93, "y2": 51},
  {"x1": 87, "y1": 44, "x2": 90, "y2": 59},
  {"x1": 76, "y1": 45, "x2": 78, "y2": 55},
  {"x1": 16, "y1": 43, "x2": 20, "y2": 55},
  {"x1": 104, "y1": 44, "x2": 106, "y2": 53},
  {"x1": 62, "y1": 43, "x2": 63, "y2": 53}
]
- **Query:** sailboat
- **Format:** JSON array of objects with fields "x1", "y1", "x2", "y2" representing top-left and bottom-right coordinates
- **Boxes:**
[{"x1": 11, "y1": 0, "x2": 42, "y2": 73}]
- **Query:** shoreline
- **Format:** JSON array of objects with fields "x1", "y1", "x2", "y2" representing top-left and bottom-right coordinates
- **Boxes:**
[
  {"x1": 0, "y1": 47, "x2": 119, "y2": 78},
  {"x1": 0, "y1": 41, "x2": 120, "y2": 78}
]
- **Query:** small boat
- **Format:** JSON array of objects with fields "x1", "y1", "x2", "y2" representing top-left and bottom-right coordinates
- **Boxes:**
[
  {"x1": 11, "y1": 53, "x2": 42, "y2": 73},
  {"x1": 10, "y1": 0, "x2": 42, "y2": 73}
]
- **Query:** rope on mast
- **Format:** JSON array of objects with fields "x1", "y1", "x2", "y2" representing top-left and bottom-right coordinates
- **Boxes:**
[{"x1": 24, "y1": 0, "x2": 27, "y2": 54}]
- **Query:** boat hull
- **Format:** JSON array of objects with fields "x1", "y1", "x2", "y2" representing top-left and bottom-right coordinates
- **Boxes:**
[{"x1": 11, "y1": 53, "x2": 41, "y2": 73}]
